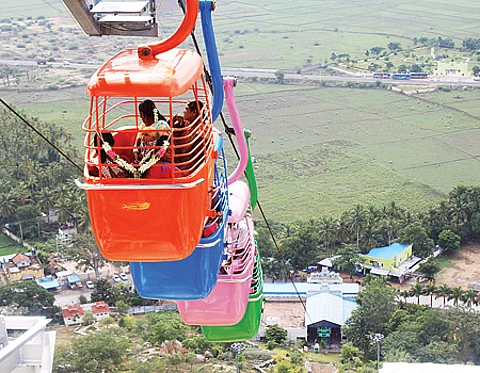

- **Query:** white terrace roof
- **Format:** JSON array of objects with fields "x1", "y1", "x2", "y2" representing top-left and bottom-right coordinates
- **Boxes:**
[
  {"x1": 381, "y1": 363, "x2": 480, "y2": 373},
  {"x1": 305, "y1": 290, "x2": 358, "y2": 327}
]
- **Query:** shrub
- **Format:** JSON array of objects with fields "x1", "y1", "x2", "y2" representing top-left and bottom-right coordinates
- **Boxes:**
[
  {"x1": 266, "y1": 340, "x2": 277, "y2": 350},
  {"x1": 78, "y1": 295, "x2": 88, "y2": 304}
]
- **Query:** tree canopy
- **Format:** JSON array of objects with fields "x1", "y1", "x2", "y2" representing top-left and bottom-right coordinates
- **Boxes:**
[{"x1": 0, "y1": 281, "x2": 55, "y2": 317}]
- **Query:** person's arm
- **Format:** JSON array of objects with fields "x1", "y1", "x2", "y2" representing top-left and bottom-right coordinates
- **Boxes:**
[{"x1": 133, "y1": 123, "x2": 146, "y2": 163}]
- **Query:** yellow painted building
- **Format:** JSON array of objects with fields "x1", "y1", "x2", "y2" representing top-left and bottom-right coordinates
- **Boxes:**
[
  {"x1": 8, "y1": 264, "x2": 44, "y2": 281},
  {"x1": 364, "y1": 243, "x2": 412, "y2": 272}
]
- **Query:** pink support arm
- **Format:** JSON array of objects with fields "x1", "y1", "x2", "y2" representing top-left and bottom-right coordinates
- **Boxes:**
[{"x1": 223, "y1": 77, "x2": 248, "y2": 185}]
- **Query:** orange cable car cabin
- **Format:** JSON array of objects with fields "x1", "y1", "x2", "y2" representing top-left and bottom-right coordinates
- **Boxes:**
[{"x1": 76, "y1": 48, "x2": 216, "y2": 262}]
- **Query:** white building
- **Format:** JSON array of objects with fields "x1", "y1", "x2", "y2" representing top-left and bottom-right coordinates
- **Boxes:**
[
  {"x1": 0, "y1": 316, "x2": 55, "y2": 373},
  {"x1": 381, "y1": 363, "x2": 480, "y2": 373},
  {"x1": 61, "y1": 302, "x2": 111, "y2": 326}
]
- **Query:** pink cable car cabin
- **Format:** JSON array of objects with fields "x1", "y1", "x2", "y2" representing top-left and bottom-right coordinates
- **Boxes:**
[{"x1": 76, "y1": 48, "x2": 215, "y2": 262}]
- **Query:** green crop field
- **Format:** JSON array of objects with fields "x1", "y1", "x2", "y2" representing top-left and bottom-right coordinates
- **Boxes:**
[
  {"x1": 2, "y1": 0, "x2": 480, "y2": 223},
  {"x1": 8, "y1": 81, "x2": 479, "y2": 223},
  {"x1": 2, "y1": 0, "x2": 480, "y2": 69},
  {"x1": 224, "y1": 83, "x2": 480, "y2": 220},
  {"x1": 0, "y1": 234, "x2": 23, "y2": 257}
]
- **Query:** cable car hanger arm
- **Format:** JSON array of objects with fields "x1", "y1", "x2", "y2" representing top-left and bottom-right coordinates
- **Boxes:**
[{"x1": 138, "y1": 0, "x2": 199, "y2": 58}]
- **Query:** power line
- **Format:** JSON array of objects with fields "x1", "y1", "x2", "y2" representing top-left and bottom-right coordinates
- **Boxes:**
[{"x1": 0, "y1": 97, "x2": 83, "y2": 173}]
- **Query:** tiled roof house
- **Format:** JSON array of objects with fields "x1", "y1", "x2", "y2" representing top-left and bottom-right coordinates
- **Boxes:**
[
  {"x1": 91, "y1": 302, "x2": 111, "y2": 321},
  {"x1": 61, "y1": 302, "x2": 111, "y2": 326},
  {"x1": 12, "y1": 254, "x2": 32, "y2": 268},
  {"x1": 62, "y1": 304, "x2": 85, "y2": 326}
]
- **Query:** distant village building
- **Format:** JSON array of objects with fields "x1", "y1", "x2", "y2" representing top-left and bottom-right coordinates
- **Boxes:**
[
  {"x1": 62, "y1": 301, "x2": 111, "y2": 326},
  {"x1": 433, "y1": 61, "x2": 471, "y2": 78},
  {"x1": 91, "y1": 302, "x2": 111, "y2": 321},
  {"x1": 36, "y1": 276, "x2": 60, "y2": 291},
  {"x1": 261, "y1": 280, "x2": 359, "y2": 345},
  {"x1": 12, "y1": 254, "x2": 31, "y2": 269},
  {"x1": 57, "y1": 225, "x2": 78, "y2": 246},
  {"x1": 317, "y1": 255, "x2": 341, "y2": 271},
  {"x1": 308, "y1": 267, "x2": 343, "y2": 284},
  {"x1": 4, "y1": 253, "x2": 44, "y2": 281},
  {"x1": 55, "y1": 270, "x2": 82, "y2": 289},
  {"x1": 62, "y1": 304, "x2": 85, "y2": 326},
  {"x1": 67, "y1": 274, "x2": 82, "y2": 289},
  {"x1": 305, "y1": 289, "x2": 358, "y2": 345},
  {"x1": 362, "y1": 243, "x2": 421, "y2": 283}
]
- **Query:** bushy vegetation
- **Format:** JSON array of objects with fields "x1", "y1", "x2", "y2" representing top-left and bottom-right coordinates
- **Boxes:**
[
  {"x1": 342, "y1": 277, "x2": 480, "y2": 368},
  {"x1": 52, "y1": 312, "x2": 256, "y2": 373},
  {"x1": 260, "y1": 185, "x2": 480, "y2": 276}
]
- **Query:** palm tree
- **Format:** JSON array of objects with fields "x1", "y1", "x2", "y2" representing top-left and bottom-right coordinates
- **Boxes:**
[
  {"x1": 0, "y1": 192, "x2": 17, "y2": 221},
  {"x1": 55, "y1": 197, "x2": 74, "y2": 225},
  {"x1": 401, "y1": 211, "x2": 417, "y2": 226},
  {"x1": 335, "y1": 217, "x2": 351, "y2": 244},
  {"x1": 387, "y1": 201, "x2": 403, "y2": 221},
  {"x1": 461, "y1": 290, "x2": 478, "y2": 308},
  {"x1": 434, "y1": 284, "x2": 451, "y2": 309},
  {"x1": 74, "y1": 204, "x2": 91, "y2": 232},
  {"x1": 36, "y1": 188, "x2": 56, "y2": 223},
  {"x1": 399, "y1": 290, "x2": 410, "y2": 304},
  {"x1": 377, "y1": 218, "x2": 395, "y2": 246},
  {"x1": 437, "y1": 201, "x2": 452, "y2": 225},
  {"x1": 423, "y1": 283, "x2": 437, "y2": 308},
  {"x1": 359, "y1": 225, "x2": 380, "y2": 254},
  {"x1": 410, "y1": 283, "x2": 424, "y2": 305},
  {"x1": 447, "y1": 287, "x2": 464, "y2": 306},
  {"x1": 365, "y1": 205, "x2": 379, "y2": 221},
  {"x1": 450, "y1": 199, "x2": 468, "y2": 231},
  {"x1": 348, "y1": 205, "x2": 366, "y2": 249},
  {"x1": 318, "y1": 216, "x2": 336, "y2": 250}
]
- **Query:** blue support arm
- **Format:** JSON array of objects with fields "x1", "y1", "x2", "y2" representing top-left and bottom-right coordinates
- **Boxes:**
[{"x1": 200, "y1": 0, "x2": 224, "y2": 123}]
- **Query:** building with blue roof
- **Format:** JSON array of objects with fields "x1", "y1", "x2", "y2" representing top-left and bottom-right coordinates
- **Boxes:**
[
  {"x1": 67, "y1": 274, "x2": 82, "y2": 289},
  {"x1": 363, "y1": 243, "x2": 421, "y2": 282},
  {"x1": 36, "y1": 277, "x2": 60, "y2": 290},
  {"x1": 364, "y1": 243, "x2": 412, "y2": 272}
]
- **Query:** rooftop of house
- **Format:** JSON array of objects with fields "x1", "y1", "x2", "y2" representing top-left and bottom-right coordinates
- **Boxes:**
[
  {"x1": 62, "y1": 304, "x2": 84, "y2": 319},
  {"x1": 12, "y1": 254, "x2": 31, "y2": 265},
  {"x1": 91, "y1": 302, "x2": 111, "y2": 314},
  {"x1": 366, "y1": 243, "x2": 411, "y2": 260},
  {"x1": 305, "y1": 291, "x2": 359, "y2": 327},
  {"x1": 36, "y1": 277, "x2": 60, "y2": 290}
]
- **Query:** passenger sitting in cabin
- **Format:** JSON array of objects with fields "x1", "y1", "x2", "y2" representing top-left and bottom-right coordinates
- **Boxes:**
[
  {"x1": 144, "y1": 135, "x2": 182, "y2": 179},
  {"x1": 133, "y1": 99, "x2": 169, "y2": 163},
  {"x1": 92, "y1": 133, "x2": 129, "y2": 178},
  {"x1": 164, "y1": 100, "x2": 205, "y2": 170}
]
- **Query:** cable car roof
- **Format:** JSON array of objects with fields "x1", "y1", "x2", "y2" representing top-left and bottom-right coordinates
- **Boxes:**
[{"x1": 87, "y1": 48, "x2": 204, "y2": 97}]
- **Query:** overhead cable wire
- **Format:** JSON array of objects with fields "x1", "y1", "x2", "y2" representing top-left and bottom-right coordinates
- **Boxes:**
[{"x1": 0, "y1": 97, "x2": 83, "y2": 173}]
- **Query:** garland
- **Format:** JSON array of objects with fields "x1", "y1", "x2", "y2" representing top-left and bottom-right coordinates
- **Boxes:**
[{"x1": 102, "y1": 140, "x2": 169, "y2": 179}]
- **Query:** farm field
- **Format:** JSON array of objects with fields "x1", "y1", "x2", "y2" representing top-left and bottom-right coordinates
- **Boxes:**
[
  {"x1": 7, "y1": 82, "x2": 479, "y2": 222},
  {"x1": 0, "y1": 234, "x2": 23, "y2": 257},
  {"x1": 228, "y1": 84, "x2": 480, "y2": 220},
  {"x1": 1, "y1": 0, "x2": 480, "y2": 70},
  {"x1": 1, "y1": 0, "x2": 480, "y2": 222}
]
